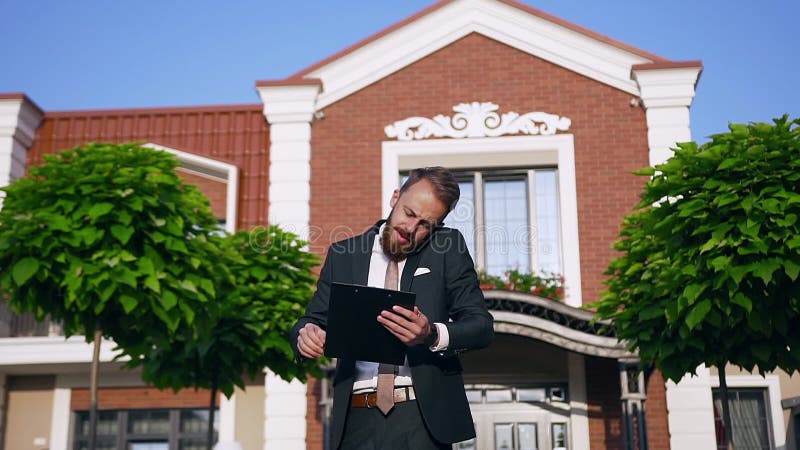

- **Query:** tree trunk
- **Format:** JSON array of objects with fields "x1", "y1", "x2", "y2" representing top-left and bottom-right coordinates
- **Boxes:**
[
  {"x1": 206, "y1": 375, "x2": 218, "y2": 450},
  {"x1": 718, "y1": 366, "x2": 735, "y2": 450},
  {"x1": 88, "y1": 327, "x2": 102, "y2": 450}
]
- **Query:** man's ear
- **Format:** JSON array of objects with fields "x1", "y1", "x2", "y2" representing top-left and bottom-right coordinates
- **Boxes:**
[{"x1": 389, "y1": 189, "x2": 400, "y2": 208}]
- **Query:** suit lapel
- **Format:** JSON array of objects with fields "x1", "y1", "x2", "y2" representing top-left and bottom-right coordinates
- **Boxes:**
[{"x1": 401, "y1": 250, "x2": 422, "y2": 292}]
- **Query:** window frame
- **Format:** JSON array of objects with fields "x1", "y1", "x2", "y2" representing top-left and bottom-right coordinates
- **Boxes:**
[
  {"x1": 383, "y1": 134, "x2": 582, "y2": 306},
  {"x1": 709, "y1": 373, "x2": 786, "y2": 449},
  {"x1": 71, "y1": 408, "x2": 218, "y2": 450}
]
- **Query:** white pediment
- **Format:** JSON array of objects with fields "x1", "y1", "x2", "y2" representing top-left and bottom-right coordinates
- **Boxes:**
[{"x1": 299, "y1": 0, "x2": 661, "y2": 109}]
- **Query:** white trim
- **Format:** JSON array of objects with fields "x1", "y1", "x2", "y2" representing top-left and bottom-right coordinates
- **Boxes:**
[
  {"x1": 666, "y1": 365, "x2": 717, "y2": 449},
  {"x1": 0, "y1": 97, "x2": 43, "y2": 208},
  {"x1": 143, "y1": 143, "x2": 240, "y2": 233},
  {"x1": 263, "y1": 369, "x2": 307, "y2": 450},
  {"x1": 307, "y1": 0, "x2": 655, "y2": 110},
  {"x1": 258, "y1": 84, "x2": 319, "y2": 241},
  {"x1": 0, "y1": 336, "x2": 123, "y2": 366},
  {"x1": 631, "y1": 67, "x2": 702, "y2": 166},
  {"x1": 567, "y1": 353, "x2": 590, "y2": 450},
  {"x1": 219, "y1": 393, "x2": 237, "y2": 442},
  {"x1": 49, "y1": 381, "x2": 71, "y2": 450},
  {"x1": 382, "y1": 134, "x2": 583, "y2": 306},
  {"x1": 710, "y1": 373, "x2": 787, "y2": 450}
]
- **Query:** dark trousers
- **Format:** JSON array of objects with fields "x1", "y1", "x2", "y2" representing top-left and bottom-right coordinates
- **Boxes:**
[{"x1": 339, "y1": 400, "x2": 451, "y2": 450}]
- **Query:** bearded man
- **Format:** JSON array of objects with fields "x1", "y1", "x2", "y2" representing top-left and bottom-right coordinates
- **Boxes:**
[{"x1": 291, "y1": 166, "x2": 494, "y2": 450}]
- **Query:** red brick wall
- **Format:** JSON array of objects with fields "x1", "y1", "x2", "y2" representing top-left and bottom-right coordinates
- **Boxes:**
[
  {"x1": 308, "y1": 33, "x2": 649, "y2": 302},
  {"x1": 177, "y1": 168, "x2": 228, "y2": 220},
  {"x1": 586, "y1": 356, "x2": 623, "y2": 449},
  {"x1": 71, "y1": 386, "x2": 217, "y2": 410},
  {"x1": 306, "y1": 32, "x2": 650, "y2": 449},
  {"x1": 645, "y1": 370, "x2": 671, "y2": 450},
  {"x1": 305, "y1": 377, "x2": 324, "y2": 450}
]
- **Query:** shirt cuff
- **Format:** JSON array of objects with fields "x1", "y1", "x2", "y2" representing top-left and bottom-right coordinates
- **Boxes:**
[{"x1": 429, "y1": 323, "x2": 449, "y2": 352}]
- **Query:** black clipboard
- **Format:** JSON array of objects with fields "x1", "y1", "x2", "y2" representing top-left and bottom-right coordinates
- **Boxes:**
[{"x1": 324, "y1": 282, "x2": 416, "y2": 365}]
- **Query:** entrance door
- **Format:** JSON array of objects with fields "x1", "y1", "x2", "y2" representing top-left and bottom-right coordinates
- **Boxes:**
[{"x1": 454, "y1": 386, "x2": 570, "y2": 450}]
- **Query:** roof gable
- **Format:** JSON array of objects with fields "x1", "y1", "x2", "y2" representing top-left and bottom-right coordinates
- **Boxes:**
[{"x1": 258, "y1": 0, "x2": 671, "y2": 108}]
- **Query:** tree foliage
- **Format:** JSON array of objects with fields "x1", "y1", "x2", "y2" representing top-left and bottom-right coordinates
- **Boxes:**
[
  {"x1": 594, "y1": 116, "x2": 800, "y2": 382},
  {"x1": 127, "y1": 227, "x2": 321, "y2": 397},
  {"x1": 0, "y1": 143, "x2": 223, "y2": 348}
]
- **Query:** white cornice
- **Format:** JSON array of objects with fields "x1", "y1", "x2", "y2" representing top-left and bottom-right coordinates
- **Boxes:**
[
  {"x1": 0, "y1": 97, "x2": 43, "y2": 148},
  {"x1": 632, "y1": 66, "x2": 703, "y2": 109},
  {"x1": 303, "y1": 0, "x2": 656, "y2": 109},
  {"x1": 385, "y1": 102, "x2": 571, "y2": 140},
  {"x1": 257, "y1": 84, "x2": 321, "y2": 124},
  {"x1": 0, "y1": 336, "x2": 124, "y2": 366}
]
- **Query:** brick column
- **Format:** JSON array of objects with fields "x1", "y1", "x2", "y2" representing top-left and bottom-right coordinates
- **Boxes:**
[
  {"x1": 257, "y1": 79, "x2": 321, "y2": 450},
  {"x1": 632, "y1": 62, "x2": 703, "y2": 166},
  {"x1": 0, "y1": 93, "x2": 43, "y2": 208}
]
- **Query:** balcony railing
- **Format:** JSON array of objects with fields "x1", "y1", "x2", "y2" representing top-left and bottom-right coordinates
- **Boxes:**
[{"x1": 0, "y1": 303, "x2": 63, "y2": 337}]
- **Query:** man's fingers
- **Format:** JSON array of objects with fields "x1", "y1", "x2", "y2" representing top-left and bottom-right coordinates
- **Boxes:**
[{"x1": 298, "y1": 324, "x2": 326, "y2": 358}]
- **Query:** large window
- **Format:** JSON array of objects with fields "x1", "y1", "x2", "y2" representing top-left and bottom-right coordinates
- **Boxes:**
[
  {"x1": 713, "y1": 388, "x2": 773, "y2": 450},
  {"x1": 443, "y1": 168, "x2": 562, "y2": 277},
  {"x1": 72, "y1": 408, "x2": 217, "y2": 450}
]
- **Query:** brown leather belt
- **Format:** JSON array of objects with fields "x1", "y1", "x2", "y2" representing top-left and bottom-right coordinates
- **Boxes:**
[{"x1": 351, "y1": 386, "x2": 416, "y2": 408}]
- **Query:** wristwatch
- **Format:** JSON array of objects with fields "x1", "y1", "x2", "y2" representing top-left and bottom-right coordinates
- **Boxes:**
[{"x1": 425, "y1": 323, "x2": 439, "y2": 347}]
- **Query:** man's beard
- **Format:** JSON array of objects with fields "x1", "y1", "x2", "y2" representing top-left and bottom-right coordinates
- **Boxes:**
[{"x1": 381, "y1": 211, "x2": 415, "y2": 261}]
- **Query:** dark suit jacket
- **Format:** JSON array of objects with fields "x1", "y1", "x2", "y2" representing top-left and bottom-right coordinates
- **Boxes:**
[{"x1": 290, "y1": 221, "x2": 494, "y2": 448}]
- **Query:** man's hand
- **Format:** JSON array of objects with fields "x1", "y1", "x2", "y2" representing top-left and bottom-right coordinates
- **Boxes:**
[
  {"x1": 297, "y1": 323, "x2": 327, "y2": 359},
  {"x1": 378, "y1": 306, "x2": 435, "y2": 346}
]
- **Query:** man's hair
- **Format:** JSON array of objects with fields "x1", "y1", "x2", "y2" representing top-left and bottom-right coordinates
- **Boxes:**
[{"x1": 400, "y1": 166, "x2": 460, "y2": 216}]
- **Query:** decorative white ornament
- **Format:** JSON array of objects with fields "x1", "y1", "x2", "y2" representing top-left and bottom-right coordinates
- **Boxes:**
[{"x1": 384, "y1": 102, "x2": 571, "y2": 140}]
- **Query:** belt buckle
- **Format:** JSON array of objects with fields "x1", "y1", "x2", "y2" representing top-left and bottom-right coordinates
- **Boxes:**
[{"x1": 364, "y1": 392, "x2": 373, "y2": 408}]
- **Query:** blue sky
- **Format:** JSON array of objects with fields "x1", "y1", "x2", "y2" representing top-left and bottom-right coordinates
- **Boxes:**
[{"x1": 1, "y1": 0, "x2": 796, "y2": 143}]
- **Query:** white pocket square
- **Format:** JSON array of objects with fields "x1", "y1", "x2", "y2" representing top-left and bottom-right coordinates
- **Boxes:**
[{"x1": 414, "y1": 267, "x2": 431, "y2": 276}]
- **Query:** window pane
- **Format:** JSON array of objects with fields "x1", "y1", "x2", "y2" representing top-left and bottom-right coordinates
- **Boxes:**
[
  {"x1": 445, "y1": 181, "x2": 476, "y2": 259},
  {"x1": 180, "y1": 409, "x2": 218, "y2": 434},
  {"x1": 517, "y1": 388, "x2": 546, "y2": 402},
  {"x1": 128, "y1": 410, "x2": 170, "y2": 434},
  {"x1": 180, "y1": 438, "x2": 212, "y2": 450},
  {"x1": 128, "y1": 443, "x2": 168, "y2": 450},
  {"x1": 486, "y1": 389, "x2": 513, "y2": 403},
  {"x1": 552, "y1": 423, "x2": 568, "y2": 450},
  {"x1": 484, "y1": 179, "x2": 529, "y2": 276},
  {"x1": 465, "y1": 389, "x2": 483, "y2": 403},
  {"x1": 74, "y1": 441, "x2": 116, "y2": 450},
  {"x1": 534, "y1": 170, "x2": 561, "y2": 275},
  {"x1": 713, "y1": 389, "x2": 771, "y2": 450},
  {"x1": 519, "y1": 423, "x2": 538, "y2": 450},
  {"x1": 494, "y1": 423, "x2": 514, "y2": 450},
  {"x1": 75, "y1": 411, "x2": 118, "y2": 437}
]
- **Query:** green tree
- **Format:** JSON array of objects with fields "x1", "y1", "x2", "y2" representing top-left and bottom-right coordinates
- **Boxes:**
[
  {"x1": 594, "y1": 117, "x2": 800, "y2": 449},
  {"x1": 0, "y1": 143, "x2": 224, "y2": 450},
  {"x1": 124, "y1": 227, "x2": 321, "y2": 450}
]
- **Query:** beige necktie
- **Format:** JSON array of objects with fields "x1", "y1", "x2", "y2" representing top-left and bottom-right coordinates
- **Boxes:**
[{"x1": 376, "y1": 259, "x2": 399, "y2": 415}]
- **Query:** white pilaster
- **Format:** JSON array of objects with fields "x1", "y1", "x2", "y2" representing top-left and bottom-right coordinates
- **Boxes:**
[
  {"x1": 49, "y1": 378, "x2": 72, "y2": 450},
  {"x1": 258, "y1": 81, "x2": 319, "y2": 450},
  {"x1": 263, "y1": 370, "x2": 308, "y2": 450},
  {"x1": 0, "y1": 94, "x2": 43, "y2": 207},
  {"x1": 632, "y1": 63, "x2": 702, "y2": 166},
  {"x1": 567, "y1": 353, "x2": 590, "y2": 450},
  {"x1": 257, "y1": 81, "x2": 320, "y2": 241},
  {"x1": 665, "y1": 364, "x2": 716, "y2": 449},
  {"x1": 218, "y1": 393, "x2": 237, "y2": 442}
]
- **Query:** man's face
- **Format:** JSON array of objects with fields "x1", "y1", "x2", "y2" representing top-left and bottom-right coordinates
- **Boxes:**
[{"x1": 382, "y1": 179, "x2": 448, "y2": 260}]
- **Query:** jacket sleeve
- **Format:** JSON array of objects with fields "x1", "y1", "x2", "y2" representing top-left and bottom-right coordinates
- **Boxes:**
[
  {"x1": 289, "y1": 245, "x2": 335, "y2": 360},
  {"x1": 441, "y1": 229, "x2": 494, "y2": 352}
]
